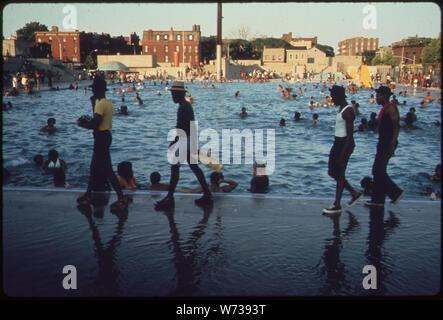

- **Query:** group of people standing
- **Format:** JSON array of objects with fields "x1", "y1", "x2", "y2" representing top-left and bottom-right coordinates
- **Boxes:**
[{"x1": 323, "y1": 85, "x2": 403, "y2": 214}]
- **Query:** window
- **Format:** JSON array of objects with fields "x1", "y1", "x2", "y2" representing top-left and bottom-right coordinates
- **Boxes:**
[
  {"x1": 63, "y1": 46, "x2": 67, "y2": 52},
  {"x1": 153, "y1": 46, "x2": 156, "y2": 53},
  {"x1": 188, "y1": 34, "x2": 193, "y2": 41},
  {"x1": 165, "y1": 56, "x2": 168, "y2": 63},
  {"x1": 145, "y1": 45, "x2": 148, "y2": 53},
  {"x1": 308, "y1": 58, "x2": 314, "y2": 63},
  {"x1": 156, "y1": 35, "x2": 160, "y2": 41},
  {"x1": 38, "y1": 38, "x2": 41, "y2": 43},
  {"x1": 74, "y1": 46, "x2": 77, "y2": 54},
  {"x1": 188, "y1": 45, "x2": 191, "y2": 52},
  {"x1": 49, "y1": 36, "x2": 52, "y2": 41},
  {"x1": 194, "y1": 46, "x2": 198, "y2": 53},
  {"x1": 177, "y1": 34, "x2": 181, "y2": 41},
  {"x1": 63, "y1": 37, "x2": 66, "y2": 42},
  {"x1": 165, "y1": 45, "x2": 168, "y2": 53},
  {"x1": 163, "y1": 34, "x2": 168, "y2": 40},
  {"x1": 195, "y1": 56, "x2": 198, "y2": 63},
  {"x1": 176, "y1": 45, "x2": 179, "y2": 52},
  {"x1": 289, "y1": 54, "x2": 292, "y2": 59},
  {"x1": 73, "y1": 36, "x2": 76, "y2": 41},
  {"x1": 296, "y1": 54, "x2": 298, "y2": 59}
]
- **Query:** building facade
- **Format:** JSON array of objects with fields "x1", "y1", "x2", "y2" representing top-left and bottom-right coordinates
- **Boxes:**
[
  {"x1": 281, "y1": 33, "x2": 317, "y2": 49},
  {"x1": 35, "y1": 26, "x2": 81, "y2": 62},
  {"x1": 286, "y1": 47, "x2": 308, "y2": 66},
  {"x1": 391, "y1": 36, "x2": 427, "y2": 66},
  {"x1": 337, "y1": 37, "x2": 379, "y2": 56},
  {"x1": 141, "y1": 25, "x2": 201, "y2": 67},
  {"x1": 2, "y1": 37, "x2": 33, "y2": 57},
  {"x1": 262, "y1": 47, "x2": 286, "y2": 63}
]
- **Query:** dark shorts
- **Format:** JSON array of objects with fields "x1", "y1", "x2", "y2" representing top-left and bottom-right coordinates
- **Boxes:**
[{"x1": 328, "y1": 137, "x2": 355, "y2": 178}]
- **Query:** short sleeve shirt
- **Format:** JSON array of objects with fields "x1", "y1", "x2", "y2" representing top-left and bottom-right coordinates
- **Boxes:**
[{"x1": 94, "y1": 98, "x2": 114, "y2": 131}]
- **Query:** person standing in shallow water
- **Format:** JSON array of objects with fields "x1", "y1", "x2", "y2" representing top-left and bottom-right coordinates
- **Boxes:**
[
  {"x1": 155, "y1": 81, "x2": 213, "y2": 210},
  {"x1": 77, "y1": 76, "x2": 128, "y2": 211},
  {"x1": 365, "y1": 86, "x2": 403, "y2": 207},
  {"x1": 323, "y1": 85, "x2": 362, "y2": 214}
]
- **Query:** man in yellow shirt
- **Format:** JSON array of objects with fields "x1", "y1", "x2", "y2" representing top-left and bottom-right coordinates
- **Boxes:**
[{"x1": 77, "y1": 76, "x2": 128, "y2": 211}]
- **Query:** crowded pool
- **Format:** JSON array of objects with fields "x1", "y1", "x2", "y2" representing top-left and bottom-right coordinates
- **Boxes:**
[{"x1": 2, "y1": 80, "x2": 441, "y2": 199}]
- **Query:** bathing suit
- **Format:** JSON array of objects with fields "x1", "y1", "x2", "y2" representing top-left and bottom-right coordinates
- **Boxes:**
[{"x1": 47, "y1": 159, "x2": 61, "y2": 169}]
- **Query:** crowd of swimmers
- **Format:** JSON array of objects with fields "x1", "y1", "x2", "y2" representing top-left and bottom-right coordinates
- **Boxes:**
[{"x1": 3, "y1": 74, "x2": 441, "y2": 201}]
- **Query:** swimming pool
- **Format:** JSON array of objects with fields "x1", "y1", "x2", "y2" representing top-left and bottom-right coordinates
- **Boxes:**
[{"x1": 2, "y1": 80, "x2": 441, "y2": 198}]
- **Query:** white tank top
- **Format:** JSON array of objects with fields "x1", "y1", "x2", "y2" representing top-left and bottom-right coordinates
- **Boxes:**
[{"x1": 335, "y1": 105, "x2": 352, "y2": 137}]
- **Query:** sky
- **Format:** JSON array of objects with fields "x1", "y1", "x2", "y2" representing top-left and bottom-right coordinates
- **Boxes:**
[{"x1": 2, "y1": 2, "x2": 441, "y2": 52}]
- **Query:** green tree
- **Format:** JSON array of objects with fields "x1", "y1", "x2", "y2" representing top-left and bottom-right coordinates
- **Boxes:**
[
  {"x1": 200, "y1": 36, "x2": 216, "y2": 63},
  {"x1": 359, "y1": 50, "x2": 376, "y2": 64},
  {"x1": 383, "y1": 50, "x2": 397, "y2": 68},
  {"x1": 370, "y1": 53, "x2": 383, "y2": 65},
  {"x1": 228, "y1": 39, "x2": 254, "y2": 60},
  {"x1": 250, "y1": 38, "x2": 292, "y2": 59},
  {"x1": 314, "y1": 44, "x2": 335, "y2": 57},
  {"x1": 85, "y1": 55, "x2": 95, "y2": 69},
  {"x1": 17, "y1": 21, "x2": 48, "y2": 42},
  {"x1": 421, "y1": 38, "x2": 441, "y2": 65}
]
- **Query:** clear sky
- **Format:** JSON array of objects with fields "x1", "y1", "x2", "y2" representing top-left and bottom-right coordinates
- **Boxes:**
[{"x1": 2, "y1": 2, "x2": 441, "y2": 52}]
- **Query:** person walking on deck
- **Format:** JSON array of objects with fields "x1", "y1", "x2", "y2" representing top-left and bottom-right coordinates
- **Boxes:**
[
  {"x1": 365, "y1": 86, "x2": 403, "y2": 207},
  {"x1": 323, "y1": 85, "x2": 362, "y2": 214}
]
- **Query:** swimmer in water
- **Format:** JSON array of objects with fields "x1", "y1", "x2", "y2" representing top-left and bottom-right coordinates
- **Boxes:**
[
  {"x1": 294, "y1": 111, "x2": 302, "y2": 121},
  {"x1": 146, "y1": 171, "x2": 169, "y2": 191},
  {"x1": 235, "y1": 91, "x2": 240, "y2": 97},
  {"x1": 280, "y1": 118, "x2": 286, "y2": 126},
  {"x1": 40, "y1": 118, "x2": 57, "y2": 133},
  {"x1": 369, "y1": 94, "x2": 375, "y2": 104},
  {"x1": 117, "y1": 161, "x2": 140, "y2": 190},
  {"x1": 312, "y1": 113, "x2": 319, "y2": 125},
  {"x1": 34, "y1": 154, "x2": 44, "y2": 167},
  {"x1": 42, "y1": 149, "x2": 67, "y2": 172},
  {"x1": 240, "y1": 107, "x2": 248, "y2": 118},
  {"x1": 424, "y1": 92, "x2": 433, "y2": 103},
  {"x1": 134, "y1": 92, "x2": 143, "y2": 105},
  {"x1": 120, "y1": 105, "x2": 129, "y2": 115}
]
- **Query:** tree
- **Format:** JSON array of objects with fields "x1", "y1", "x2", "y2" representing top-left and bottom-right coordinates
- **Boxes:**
[
  {"x1": 84, "y1": 55, "x2": 95, "y2": 70},
  {"x1": 237, "y1": 25, "x2": 251, "y2": 41},
  {"x1": 314, "y1": 44, "x2": 335, "y2": 57},
  {"x1": 383, "y1": 50, "x2": 396, "y2": 68},
  {"x1": 17, "y1": 22, "x2": 48, "y2": 42},
  {"x1": 359, "y1": 50, "x2": 376, "y2": 64},
  {"x1": 250, "y1": 38, "x2": 292, "y2": 60},
  {"x1": 370, "y1": 53, "x2": 383, "y2": 66},
  {"x1": 200, "y1": 36, "x2": 217, "y2": 63},
  {"x1": 421, "y1": 38, "x2": 441, "y2": 66},
  {"x1": 228, "y1": 39, "x2": 254, "y2": 60},
  {"x1": 130, "y1": 32, "x2": 141, "y2": 54}
]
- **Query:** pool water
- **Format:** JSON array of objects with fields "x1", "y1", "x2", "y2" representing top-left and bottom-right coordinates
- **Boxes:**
[{"x1": 2, "y1": 81, "x2": 441, "y2": 198}]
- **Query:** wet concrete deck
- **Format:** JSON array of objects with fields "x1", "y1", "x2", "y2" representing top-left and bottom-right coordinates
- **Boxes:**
[{"x1": 2, "y1": 188, "x2": 441, "y2": 298}]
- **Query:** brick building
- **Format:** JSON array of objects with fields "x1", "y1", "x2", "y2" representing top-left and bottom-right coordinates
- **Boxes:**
[
  {"x1": 35, "y1": 26, "x2": 81, "y2": 62},
  {"x1": 391, "y1": 36, "x2": 427, "y2": 65},
  {"x1": 141, "y1": 25, "x2": 201, "y2": 67},
  {"x1": 337, "y1": 37, "x2": 379, "y2": 56},
  {"x1": 281, "y1": 33, "x2": 318, "y2": 49}
]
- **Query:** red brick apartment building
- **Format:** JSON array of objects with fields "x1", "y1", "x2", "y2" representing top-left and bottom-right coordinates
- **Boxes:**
[
  {"x1": 337, "y1": 37, "x2": 379, "y2": 56},
  {"x1": 141, "y1": 25, "x2": 201, "y2": 67},
  {"x1": 35, "y1": 26, "x2": 80, "y2": 62},
  {"x1": 391, "y1": 37, "x2": 426, "y2": 65}
]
